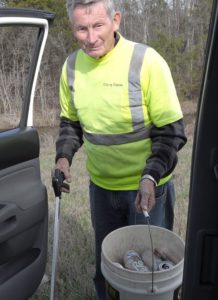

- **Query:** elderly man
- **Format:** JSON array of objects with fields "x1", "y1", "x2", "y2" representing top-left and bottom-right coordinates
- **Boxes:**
[{"x1": 54, "y1": 0, "x2": 187, "y2": 298}]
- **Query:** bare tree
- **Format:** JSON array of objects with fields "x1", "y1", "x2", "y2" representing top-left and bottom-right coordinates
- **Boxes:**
[{"x1": 0, "y1": 0, "x2": 213, "y2": 128}]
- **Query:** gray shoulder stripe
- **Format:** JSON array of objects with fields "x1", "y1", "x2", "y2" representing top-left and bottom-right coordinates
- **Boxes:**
[
  {"x1": 67, "y1": 51, "x2": 78, "y2": 90},
  {"x1": 128, "y1": 44, "x2": 148, "y2": 131},
  {"x1": 67, "y1": 51, "x2": 78, "y2": 107}
]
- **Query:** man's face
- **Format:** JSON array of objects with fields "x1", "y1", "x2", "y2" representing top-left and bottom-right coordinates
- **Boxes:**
[{"x1": 71, "y1": 1, "x2": 121, "y2": 58}]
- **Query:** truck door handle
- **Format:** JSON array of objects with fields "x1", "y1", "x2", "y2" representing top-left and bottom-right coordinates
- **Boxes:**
[{"x1": 0, "y1": 203, "x2": 17, "y2": 242}]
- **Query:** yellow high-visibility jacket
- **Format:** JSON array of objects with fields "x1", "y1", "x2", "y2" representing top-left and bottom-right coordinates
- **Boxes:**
[{"x1": 59, "y1": 34, "x2": 183, "y2": 190}]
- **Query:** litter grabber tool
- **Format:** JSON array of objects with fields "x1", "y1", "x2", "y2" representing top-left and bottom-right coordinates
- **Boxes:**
[
  {"x1": 50, "y1": 169, "x2": 69, "y2": 300},
  {"x1": 143, "y1": 210, "x2": 155, "y2": 293}
]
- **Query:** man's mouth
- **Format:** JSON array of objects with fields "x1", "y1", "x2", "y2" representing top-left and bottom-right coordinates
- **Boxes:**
[
  {"x1": 84, "y1": 43, "x2": 101, "y2": 50},
  {"x1": 86, "y1": 46, "x2": 99, "y2": 51}
]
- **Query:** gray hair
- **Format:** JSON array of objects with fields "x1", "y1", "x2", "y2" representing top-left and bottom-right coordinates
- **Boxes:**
[{"x1": 66, "y1": 0, "x2": 116, "y2": 22}]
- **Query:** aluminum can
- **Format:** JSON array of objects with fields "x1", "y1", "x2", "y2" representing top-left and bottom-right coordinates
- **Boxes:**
[{"x1": 158, "y1": 260, "x2": 174, "y2": 271}]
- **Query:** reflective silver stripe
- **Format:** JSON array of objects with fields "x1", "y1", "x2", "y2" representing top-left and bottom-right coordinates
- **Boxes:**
[
  {"x1": 128, "y1": 43, "x2": 148, "y2": 131},
  {"x1": 67, "y1": 51, "x2": 78, "y2": 107},
  {"x1": 83, "y1": 126, "x2": 152, "y2": 145}
]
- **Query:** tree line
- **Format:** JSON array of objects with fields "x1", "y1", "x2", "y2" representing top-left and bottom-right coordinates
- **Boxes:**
[{"x1": 0, "y1": 0, "x2": 213, "y2": 127}]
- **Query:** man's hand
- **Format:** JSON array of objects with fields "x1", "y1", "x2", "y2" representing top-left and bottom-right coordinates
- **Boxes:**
[
  {"x1": 135, "y1": 179, "x2": 155, "y2": 213},
  {"x1": 53, "y1": 158, "x2": 71, "y2": 193}
]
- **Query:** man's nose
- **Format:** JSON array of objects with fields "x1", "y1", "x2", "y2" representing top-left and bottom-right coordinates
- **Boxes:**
[{"x1": 87, "y1": 29, "x2": 97, "y2": 44}]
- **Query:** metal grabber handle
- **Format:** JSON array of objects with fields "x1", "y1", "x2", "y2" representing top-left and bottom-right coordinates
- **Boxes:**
[
  {"x1": 143, "y1": 210, "x2": 155, "y2": 293},
  {"x1": 50, "y1": 169, "x2": 69, "y2": 300}
]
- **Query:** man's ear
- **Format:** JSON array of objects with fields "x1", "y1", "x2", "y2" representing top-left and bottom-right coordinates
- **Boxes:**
[{"x1": 113, "y1": 11, "x2": 122, "y2": 32}]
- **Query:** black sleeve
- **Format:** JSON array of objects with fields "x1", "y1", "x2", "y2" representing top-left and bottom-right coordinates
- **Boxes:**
[
  {"x1": 55, "y1": 117, "x2": 83, "y2": 165},
  {"x1": 142, "y1": 119, "x2": 187, "y2": 184}
]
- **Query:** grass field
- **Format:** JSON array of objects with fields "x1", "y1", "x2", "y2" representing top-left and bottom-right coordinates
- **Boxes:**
[{"x1": 30, "y1": 101, "x2": 195, "y2": 299}]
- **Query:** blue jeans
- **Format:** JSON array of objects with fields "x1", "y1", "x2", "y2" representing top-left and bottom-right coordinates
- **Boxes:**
[{"x1": 89, "y1": 180, "x2": 176, "y2": 300}]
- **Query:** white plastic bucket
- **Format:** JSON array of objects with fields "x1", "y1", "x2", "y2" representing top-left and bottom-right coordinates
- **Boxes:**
[{"x1": 101, "y1": 225, "x2": 184, "y2": 300}]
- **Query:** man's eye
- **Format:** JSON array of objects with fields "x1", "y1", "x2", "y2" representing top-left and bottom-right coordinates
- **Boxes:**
[
  {"x1": 95, "y1": 24, "x2": 103, "y2": 28},
  {"x1": 77, "y1": 27, "x2": 86, "y2": 32}
]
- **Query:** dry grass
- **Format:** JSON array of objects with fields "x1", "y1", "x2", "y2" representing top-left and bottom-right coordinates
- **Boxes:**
[
  {"x1": 173, "y1": 100, "x2": 197, "y2": 240},
  {"x1": 29, "y1": 105, "x2": 196, "y2": 299},
  {"x1": 174, "y1": 134, "x2": 193, "y2": 240}
]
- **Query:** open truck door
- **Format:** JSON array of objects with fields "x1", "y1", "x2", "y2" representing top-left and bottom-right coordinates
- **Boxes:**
[
  {"x1": 0, "y1": 8, "x2": 54, "y2": 300},
  {"x1": 183, "y1": 0, "x2": 218, "y2": 299}
]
